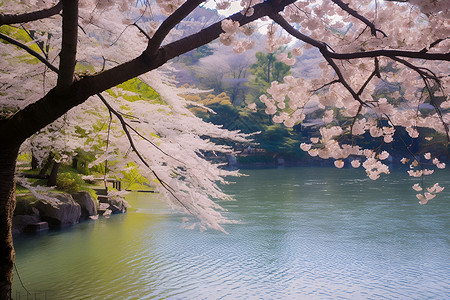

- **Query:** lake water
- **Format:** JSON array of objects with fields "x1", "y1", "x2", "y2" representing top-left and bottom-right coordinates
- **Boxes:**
[{"x1": 12, "y1": 167, "x2": 450, "y2": 299}]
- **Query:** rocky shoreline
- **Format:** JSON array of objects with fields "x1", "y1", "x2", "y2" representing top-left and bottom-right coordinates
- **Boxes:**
[{"x1": 13, "y1": 190, "x2": 129, "y2": 237}]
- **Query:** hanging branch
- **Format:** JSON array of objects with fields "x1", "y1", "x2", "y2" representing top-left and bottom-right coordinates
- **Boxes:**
[
  {"x1": 103, "y1": 109, "x2": 113, "y2": 190},
  {"x1": 96, "y1": 93, "x2": 192, "y2": 214},
  {"x1": 391, "y1": 56, "x2": 449, "y2": 142},
  {"x1": 0, "y1": 33, "x2": 58, "y2": 72}
]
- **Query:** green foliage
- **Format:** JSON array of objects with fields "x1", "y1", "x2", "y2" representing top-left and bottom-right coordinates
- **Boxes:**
[
  {"x1": 177, "y1": 45, "x2": 213, "y2": 65},
  {"x1": 247, "y1": 52, "x2": 291, "y2": 103},
  {"x1": 120, "y1": 162, "x2": 152, "y2": 191},
  {"x1": 56, "y1": 170, "x2": 85, "y2": 194},
  {"x1": 73, "y1": 149, "x2": 99, "y2": 175},
  {"x1": 0, "y1": 26, "x2": 44, "y2": 64},
  {"x1": 189, "y1": 90, "x2": 306, "y2": 160},
  {"x1": 15, "y1": 183, "x2": 30, "y2": 194},
  {"x1": 107, "y1": 78, "x2": 164, "y2": 104}
]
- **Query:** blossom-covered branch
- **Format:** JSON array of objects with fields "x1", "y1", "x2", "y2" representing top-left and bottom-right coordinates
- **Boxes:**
[{"x1": 270, "y1": 13, "x2": 449, "y2": 61}]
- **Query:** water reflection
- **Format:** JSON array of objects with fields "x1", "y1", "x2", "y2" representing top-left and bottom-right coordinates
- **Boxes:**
[{"x1": 13, "y1": 167, "x2": 450, "y2": 299}]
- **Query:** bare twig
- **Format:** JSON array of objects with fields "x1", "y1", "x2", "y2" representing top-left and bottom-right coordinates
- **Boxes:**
[
  {"x1": 0, "y1": 32, "x2": 58, "y2": 72},
  {"x1": 331, "y1": 0, "x2": 387, "y2": 37}
]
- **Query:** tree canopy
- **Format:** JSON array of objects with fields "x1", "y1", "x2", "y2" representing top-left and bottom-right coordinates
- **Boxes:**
[{"x1": 0, "y1": 0, "x2": 449, "y2": 298}]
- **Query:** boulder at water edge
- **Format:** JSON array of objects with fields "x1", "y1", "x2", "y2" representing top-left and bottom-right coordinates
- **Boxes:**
[
  {"x1": 98, "y1": 195, "x2": 129, "y2": 214},
  {"x1": 33, "y1": 192, "x2": 81, "y2": 228},
  {"x1": 72, "y1": 191, "x2": 98, "y2": 219},
  {"x1": 12, "y1": 214, "x2": 41, "y2": 236}
]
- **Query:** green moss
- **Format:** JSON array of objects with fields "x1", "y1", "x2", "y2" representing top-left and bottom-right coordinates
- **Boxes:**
[
  {"x1": 106, "y1": 78, "x2": 166, "y2": 104},
  {"x1": 16, "y1": 184, "x2": 30, "y2": 194}
]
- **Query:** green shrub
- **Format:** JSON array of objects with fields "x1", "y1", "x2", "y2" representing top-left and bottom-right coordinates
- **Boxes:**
[{"x1": 56, "y1": 172, "x2": 85, "y2": 194}]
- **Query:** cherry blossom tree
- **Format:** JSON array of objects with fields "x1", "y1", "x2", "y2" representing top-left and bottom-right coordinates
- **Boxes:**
[{"x1": 0, "y1": 0, "x2": 449, "y2": 298}]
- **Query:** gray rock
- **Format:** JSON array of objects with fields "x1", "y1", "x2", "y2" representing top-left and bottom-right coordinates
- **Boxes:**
[
  {"x1": 33, "y1": 192, "x2": 81, "y2": 228},
  {"x1": 72, "y1": 191, "x2": 98, "y2": 219},
  {"x1": 107, "y1": 197, "x2": 129, "y2": 214},
  {"x1": 98, "y1": 195, "x2": 129, "y2": 214},
  {"x1": 12, "y1": 214, "x2": 41, "y2": 235},
  {"x1": 24, "y1": 221, "x2": 49, "y2": 233}
]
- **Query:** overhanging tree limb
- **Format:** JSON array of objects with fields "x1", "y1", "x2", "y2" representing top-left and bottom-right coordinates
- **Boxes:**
[
  {"x1": 96, "y1": 93, "x2": 192, "y2": 214},
  {"x1": 0, "y1": 1, "x2": 62, "y2": 25},
  {"x1": 270, "y1": 13, "x2": 450, "y2": 61},
  {"x1": 145, "y1": 0, "x2": 204, "y2": 55},
  {"x1": 0, "y1": 33, "x2": 58, "y2": 72},
  {"x1": 0, "y1": 0, "x2": 297, "y2": 145}
]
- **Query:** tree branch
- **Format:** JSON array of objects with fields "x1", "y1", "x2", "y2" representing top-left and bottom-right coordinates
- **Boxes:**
[
  {"x1": 96, "y1": 93, "x2": 192, "y2": 213},
  {"x1": 0, "y1": 32, "x2": 58, "y2": 72},
  {"x1": 145, "y1": 0, "x2": 204, "y2": 55},
  {"x1": 56, "y1": 0, "x2": 78, "y2": 92},
  {"x1": 155, "y1": 0, "x2": 297, "y2": 62},
  {"x1": 391, "y1": 56, "x2": 449, "y2": 142},
  {"x1": 330, "y1": 0, "x2": 387, "y2": 37},
  {"x1": 0, "y1": 1, "x2": 62, "y2": 25},
  {"x1": 270, "y1": 13, "x2": 450, "y2": 61},
  {"x1": 0, "y1": 0, "x2": 304, "y2": 145}
]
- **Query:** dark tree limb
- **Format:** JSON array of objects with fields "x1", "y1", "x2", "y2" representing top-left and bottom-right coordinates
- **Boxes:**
[
  {"x1": 156, "y1": 0, "x2": 297, "y2": 62},
  {"x1": 0, "y1": 33, "x2": 58, "y2": 72},
  {"x1": 0, "y1": 1, "x2": 62, "y2": 25},
  {"x1": 145, "y1": 0, "x2": 204, "y2": 55},
  {"x1": 0, "y1": 0, "x2": 296, "y2": 146},
  {"x1": 391, "y1": 57, "x2": 449, "y2": 142},
  {"x1": 420, "y1": 38, "x2": 446, "y2": 53},
  {"x1": 270, "y1": 13, "x2": 450, "y2": 61},
  {"x1": 96, "y1": 93, "x2": 192, "y2": 213}
]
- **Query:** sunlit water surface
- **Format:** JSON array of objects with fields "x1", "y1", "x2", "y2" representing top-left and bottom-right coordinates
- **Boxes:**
[{"x1": 13, "y1": 167, "x2": 450, "y2": 299}]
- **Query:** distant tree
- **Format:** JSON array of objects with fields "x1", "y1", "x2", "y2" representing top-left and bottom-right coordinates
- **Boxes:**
[{"x1": 246, "y1": 51, "x2": 292, "y2": 106}]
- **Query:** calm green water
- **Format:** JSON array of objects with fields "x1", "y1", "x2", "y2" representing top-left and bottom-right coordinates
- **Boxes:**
[{"x1": 13, "y1": 167, "x2": 450, "y2": 299}]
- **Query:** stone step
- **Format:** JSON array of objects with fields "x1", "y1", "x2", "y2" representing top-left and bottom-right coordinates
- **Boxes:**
[{"x1": 24, "y1": 222, "x2": 49, "y2": 233}]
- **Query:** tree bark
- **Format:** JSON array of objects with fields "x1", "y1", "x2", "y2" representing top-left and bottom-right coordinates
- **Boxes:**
[
  {"x1": 56, "y1": 0, "x2": 78, "y2": 92},
  {"x1": 47, "y1": 161, "x2": 60, "y2": 187},
  {"x1": 31, "y1": 154, "x2": 38, "y2": 170},
  {"x1": 0, "y1": 1, "x2": 62, "y2": 26},
  {"x1": 39, "y1": 152, "x2": 54, "y2": 177},
  {"x1": 0, "y1": 145, "x2": 19, "y2": 300}
]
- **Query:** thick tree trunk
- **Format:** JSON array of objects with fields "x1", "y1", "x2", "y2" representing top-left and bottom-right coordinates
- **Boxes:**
[
  {"x1": 0, "y1": 145, "x2": 19, "y2": 300},
  {"x1": 47, "y1": 161, "x2": 60, "y2": 187},
  {"x1": 31, "y1": 154, "x2": 38, "y2": 170}
]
